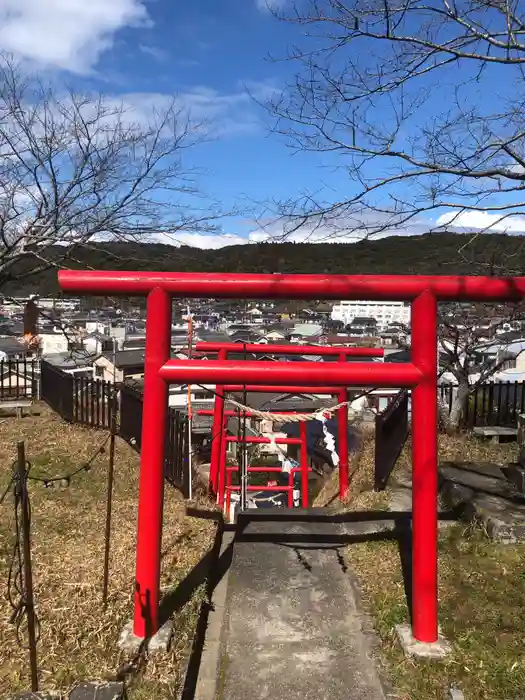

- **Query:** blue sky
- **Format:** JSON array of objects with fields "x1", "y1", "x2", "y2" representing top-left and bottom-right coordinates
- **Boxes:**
[
  {"x1": 0, "y1": 0, "x2": 336, "y2": 246},
  {"x1": 0, "y1": 0, "x2": 522, "y2": 247}
]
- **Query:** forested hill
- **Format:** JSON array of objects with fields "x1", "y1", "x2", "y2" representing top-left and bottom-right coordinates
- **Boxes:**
[{"x1": 6, "y1": 232, "x2": 525, "y2": 295}]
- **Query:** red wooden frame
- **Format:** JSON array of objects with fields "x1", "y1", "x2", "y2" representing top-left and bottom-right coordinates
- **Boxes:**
[
  {"x1": 58, "y1": 270, "x2": 525, "y2": 646},
  {"x1": 196, "y1": 342, "x2": 383, "y2": 500}
]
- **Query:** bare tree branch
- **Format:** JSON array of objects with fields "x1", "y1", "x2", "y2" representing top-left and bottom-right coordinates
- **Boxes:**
[
  {"x1": 262, "y1": 0, "x2": 525, "y2": 249},
  {"x1": 0, "y1": 53, "x2": 224, "y2": 289}
]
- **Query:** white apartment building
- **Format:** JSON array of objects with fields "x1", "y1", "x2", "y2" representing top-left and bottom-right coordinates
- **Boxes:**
[{"x1": 331, "y1": 300, "x2": 410, "y2": 329}]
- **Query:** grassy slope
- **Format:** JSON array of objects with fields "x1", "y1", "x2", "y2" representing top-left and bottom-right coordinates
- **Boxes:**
[
  {"x1": 342, "y1": 433, "x2": 525, "y2": 699},
  {"x1": 0, "y1": 405, "x2": 216, "y2": 699}
]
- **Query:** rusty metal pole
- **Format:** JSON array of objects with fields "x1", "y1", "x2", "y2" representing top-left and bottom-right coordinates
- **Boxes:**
[
  {"x1": 102, "y1": 341, "x2": 118, "y2": 608},
  {"x1": 17, "y1": 441, "x2": 39, "y2": 692}
]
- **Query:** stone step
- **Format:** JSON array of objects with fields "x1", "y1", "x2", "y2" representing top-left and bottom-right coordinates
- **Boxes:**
[{"x1": 438, "y1": 461, "x2": 525, "y2": 542}]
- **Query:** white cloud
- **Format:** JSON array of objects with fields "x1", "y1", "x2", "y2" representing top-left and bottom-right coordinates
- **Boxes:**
[
  {"x1": 435, "y1": 210, "x2": 525, "y2": 234},
  {"x1": 152, "y1": 232, "x2": 250, "y2": 249},
  {"x1": 152, "y1": 208, "x2": 525, "y2": 250},
  {"x1": 139, "y1": 44, "x2": 169, "y2": 63},
  {"x1": 110, "y1": 81, "x2": 279, "y2": 138},
  {"x1": 0, "y1": 0, "x2": 150, "y2": 73},
  {"x1": 151, "y1": 214, "x2": 420, "y2": 250}
]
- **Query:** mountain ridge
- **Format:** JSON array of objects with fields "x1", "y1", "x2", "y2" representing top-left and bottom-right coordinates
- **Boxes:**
[{"x1": 4, "y1": 232, "x2": 524, "y2": 295}]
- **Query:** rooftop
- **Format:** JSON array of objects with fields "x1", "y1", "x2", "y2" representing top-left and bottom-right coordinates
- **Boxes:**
[{"x1": 100, "y1": 349, "x2": 145, "y2": 369}]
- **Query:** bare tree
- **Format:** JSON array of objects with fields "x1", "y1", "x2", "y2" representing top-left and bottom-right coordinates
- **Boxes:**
[
  {"x1": 264, "y1": 0, "x2": 525, "y2": 251},
  {"x1": 437, "y1": 303, "x2": 525, "y2": 428},
  {"x1": 260, "y1": 1, "x2": 525, "y2": 427},
  {"x1": 0, "y1": 54, "x2": 220, "y2": 289}
]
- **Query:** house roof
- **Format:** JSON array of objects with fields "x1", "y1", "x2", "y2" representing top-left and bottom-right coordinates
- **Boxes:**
[
  {"x1": 261, "y1": 323, "x2": 292, "y2": 334},
  {"x1": 0, "y1": 337, "x2": 26, "y2": 354},
  {"x1": 324, "y1": 335, "x2": 358, "y2": 345},
  {"x1": 228, "y1": 330, "x2": 260, "y2": 343},
  {"x1": 44, "y1": 351, "x2": 97, "y2": 368},
  {"x1": 100, "y1": 349, "x2": 145, "y2": 369},
  {"x1": 350, "y1": 317, "x2": 378, "y2": 325},
  {"x1": 191, "y1": 350, "x2": 258, "y2": 361},
  {"x1": 384, "y1": 349, "x2": 411, "y2": 363},
  {"x1": 123, "y1": 338, "x2": 146, "y2": 350},
  {"x1": 195, "y1": 330, "x2": 232, "y2": 344},
  {"x1": 315, "y1": 303, "x2": 332, "y2": 313},
  {"x1": 227, "y1": 324, "x2": 253, "y2": 332},
  {"x1": 290, "y1": 323, "x2": 323, "y2": 336}
]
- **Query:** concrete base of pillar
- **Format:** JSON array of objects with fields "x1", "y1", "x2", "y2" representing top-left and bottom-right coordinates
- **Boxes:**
[
  {"x1": 118, "y1": 619, "x2": 174, "y2": 655},
  {"x1": 395, "y1": 623, "x2": 452, "y2": 660}
]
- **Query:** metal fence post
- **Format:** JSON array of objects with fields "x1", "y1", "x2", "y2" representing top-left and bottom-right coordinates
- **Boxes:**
[{"x1": 17, "y1": 441, "x2": 39, "y2": 691}]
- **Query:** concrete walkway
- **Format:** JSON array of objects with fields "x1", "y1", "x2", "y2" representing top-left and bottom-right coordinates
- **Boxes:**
[{"x1": 196, "y1": 510, "x2": 388, "y2": 700}]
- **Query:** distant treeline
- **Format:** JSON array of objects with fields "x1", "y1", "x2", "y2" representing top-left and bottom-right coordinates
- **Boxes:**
[{"x1": 3, "y1": 232, "x2": 524, "y2": 296}]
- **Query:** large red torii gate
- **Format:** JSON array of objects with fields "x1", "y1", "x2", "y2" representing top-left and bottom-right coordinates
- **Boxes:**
[{"x1": 58, "y1": 270, "x2": 525, "y2": 646}]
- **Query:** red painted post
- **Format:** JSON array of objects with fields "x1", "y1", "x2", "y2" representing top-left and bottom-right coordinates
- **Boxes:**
[
  {"x1": 210, "y1": 348, "x2": 227, "y2": 494},
  {"x1": 218, "y1": 416, "x2": 228, "y2": 510},
  {"x1": 133, "y1": 287, "x2": 171, "y2": 639},
  {"x1": 411, "y1": 290, "x2": 438, "y2": 643},
  {"x1": 225, "y1": 466, "x2": 232, "y2": 519},
  {"x1": 300, "y1": 421, "x2": 309, "y2": 508},
  {"x1": 338, "y1": 353, "x2": 349, "y2": 500}
]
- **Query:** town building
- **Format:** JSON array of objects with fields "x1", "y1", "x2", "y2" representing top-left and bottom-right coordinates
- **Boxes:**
[{"x1": 331, "y1": 300, "x2": 410, "y2": 329}]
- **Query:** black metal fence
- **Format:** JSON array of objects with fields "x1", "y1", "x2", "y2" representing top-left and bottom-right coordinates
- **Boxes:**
[
  {"x1": 165, "y1": 408, "x2": 189, "y2": 495},
  {"x1": 374, "y1": 389, "x2": 409, "y2": 490},
  {"x1": 0, "y1": 359, "x2": 39, "y2": 400},
  {"x1": 119, "y1": 382, "x2": 144, "y2": 448},
  {"x1": 72, "y1": 374, "x2": 114, "y2": 429},
  {"x1": 439, "y1": 381, "x2": 525, "y2": 428},
  {"x1": 109, "y1": 382, "x2": 190, "y2": 497},
  {"x1": 40, "y1": 360, "x2": 73, "y2": 420},
  {"x1": 40, "y1": 360, "x2": 113, "y2": 429},
  {"x1": 41, "y1": 367, "x2": 190, "y2": 496}
]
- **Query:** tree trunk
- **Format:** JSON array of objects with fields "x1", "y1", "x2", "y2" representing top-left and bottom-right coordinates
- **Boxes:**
[{"x1": 447, "y1": 381, "x2": 470, "y2": 432}]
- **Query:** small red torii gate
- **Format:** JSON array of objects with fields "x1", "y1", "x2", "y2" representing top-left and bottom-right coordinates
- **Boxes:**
[
  {"x1": 195, "y1": 341, "x2": 384, "y2": 499},
  {"x1": 58, "y1": 270, "x2": 525, "y2": 646}
]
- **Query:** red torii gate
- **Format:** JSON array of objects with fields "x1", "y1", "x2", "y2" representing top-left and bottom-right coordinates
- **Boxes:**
[
  {"x1": 195, "y1": 341, "x2": 384, "y2": 499},
  {"x1": 58, "y1": 270, "x2": 525, "y2": 647}
]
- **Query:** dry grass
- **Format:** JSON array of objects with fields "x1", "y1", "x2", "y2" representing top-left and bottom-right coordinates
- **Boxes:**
[
  {"x1": 317, "y1": 427, "x2": 519, "y2": 512},
  {"x1": 0, "y1": 404, "x2": 216, "y2": 699},
  {"x1": 396, "y1": 430, "x2": 517, "y2": 474},
  {"x1": 314, "y1": 428, "x2": 389, "y2": 511},
  {"x1": 347, "y1": 528, "x2": 525, "y2": 699},
  {"x1": 339, "y1": 430, "x2": 525, "y2": 699}
]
